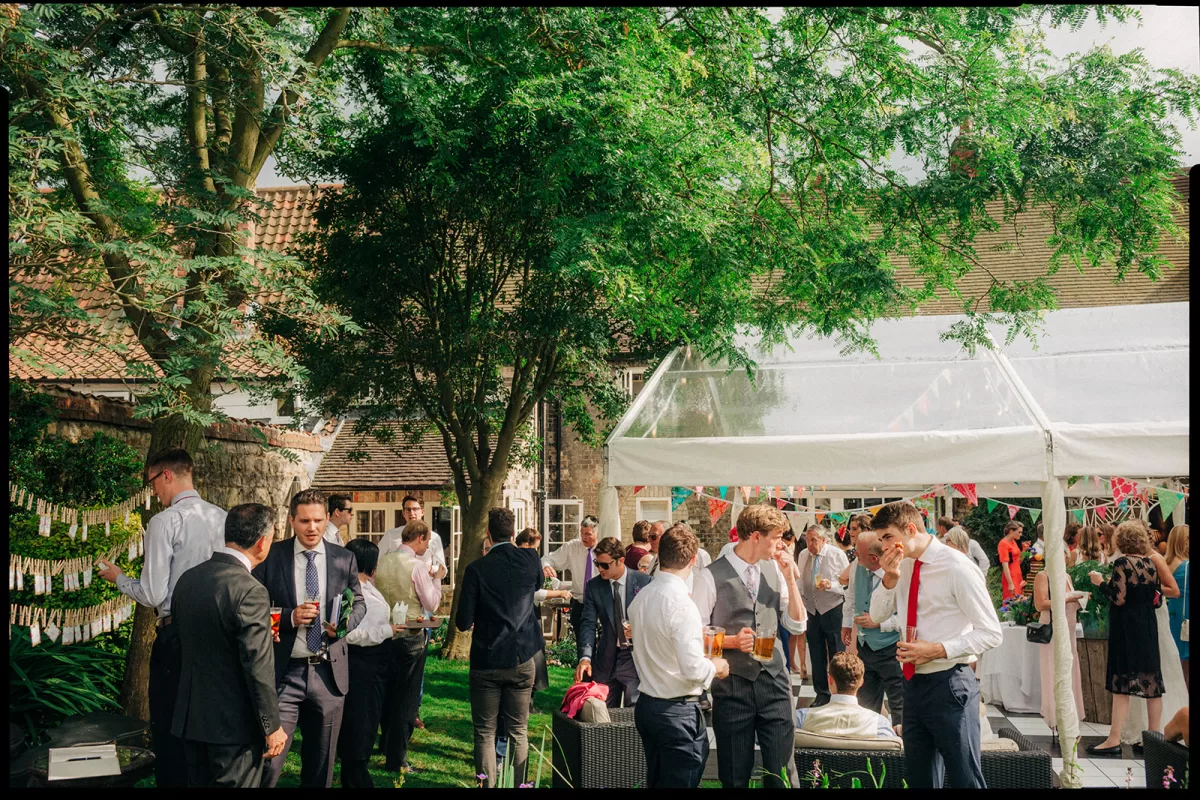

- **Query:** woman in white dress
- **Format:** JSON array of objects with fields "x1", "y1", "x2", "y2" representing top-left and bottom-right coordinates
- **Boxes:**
[
  {"x1": 1033, "y1": 550, "x2": 1087, "y2": 732},
  {"x1": 1112, "y1": 523, "x2": 1184, "y2": 747}
]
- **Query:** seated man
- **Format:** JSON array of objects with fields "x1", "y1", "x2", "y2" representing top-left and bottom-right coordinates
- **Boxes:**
[{"x1": 795, "y1": 652, "x2": 899, "y2": 739}]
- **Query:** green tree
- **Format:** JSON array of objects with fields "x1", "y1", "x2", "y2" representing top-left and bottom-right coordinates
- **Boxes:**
[
  {"x1": 271, "y1": 7, "x2": 1195, "y2": 658},
  {"x1": 4, "y1": 4, "x2": 448, "y2": 715}
]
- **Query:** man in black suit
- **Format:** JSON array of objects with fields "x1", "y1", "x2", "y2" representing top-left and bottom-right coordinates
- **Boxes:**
[
  {"x1": 171, "y1": 504, "x2": 286, "y2": 786},
  {"x1": 575, "y1": 536, "x2": 652, "y2": 707},
  {"x1": 252, "y1": 489, "x2": 366, "y2": 788},
  {"x1": 455, "y1": 507, "x2": 544, "y2": 788}
]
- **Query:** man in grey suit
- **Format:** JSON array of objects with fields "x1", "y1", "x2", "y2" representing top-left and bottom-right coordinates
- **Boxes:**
[
  {"x1": 172, "y1": 504, "x2": 287, "y2": 787},
  {"x1": 253, "y1": 489, "x2": 367, "y2": 788},
  {"x1": 575, "y1": 536, "x2": 652, "y2": 706}
]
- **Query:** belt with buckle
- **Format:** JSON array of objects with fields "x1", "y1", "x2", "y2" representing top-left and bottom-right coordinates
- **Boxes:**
[
  {"x1": 156, "y1": 615, "x2": 173, "y2": 629},
  {"x1": 646, "y1": 694, "x2": 700, "y2": 704},
  {"x1": 290, "y1": 654, "x2": 326, "y2": 666}
]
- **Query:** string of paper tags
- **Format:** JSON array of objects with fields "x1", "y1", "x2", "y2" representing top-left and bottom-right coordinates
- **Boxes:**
[
  {"x1": 9, "y1": 533, "x2": 143, "y2": 595},
  {"x1": 8, "y1": 482, "x2": 153, "y2": 540},
  {"x1": 10, "y1": 599, "x2": 135, "y2": 647}
]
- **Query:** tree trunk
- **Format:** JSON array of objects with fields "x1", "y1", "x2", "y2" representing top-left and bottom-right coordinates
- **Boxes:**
[
  {"x1": 118, "y1": 372, "x2": 211, "y2": 720},
  {"x1": 443, "y1": 478, "x2": 505, "y2": 662}
]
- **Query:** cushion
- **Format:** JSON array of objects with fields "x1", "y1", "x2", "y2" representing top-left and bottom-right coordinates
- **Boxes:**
[
  {"x1": 577, "y1": 697, "x2": 611, "y2": 724},
  {"x1": 794, "y1": 729, "x2": 903, "y2": 752},
  {"x1": 981, "y1": 736, "x2": 1021, "y2": 753}
]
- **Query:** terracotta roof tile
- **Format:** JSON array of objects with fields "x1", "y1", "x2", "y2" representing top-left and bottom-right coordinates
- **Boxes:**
[{"x1": 311, "y1": 424, "x2": 457, "y2": 490}]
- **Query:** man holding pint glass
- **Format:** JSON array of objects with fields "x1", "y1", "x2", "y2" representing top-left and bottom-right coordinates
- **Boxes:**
[{"x1": 692, "y1": 505, "x2": 807, "y2": 789}]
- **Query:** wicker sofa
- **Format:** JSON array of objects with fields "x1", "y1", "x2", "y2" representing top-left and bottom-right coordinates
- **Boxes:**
[
  {"x1": 552, "y1": 707, "x2": 646, "y2": 788},
  {"x1": 1142, "y1": 730, "x2": 1189, "y2": 789},
  {"x1": 792, "y1": 727, "x2": 1053, "y2": 789}
]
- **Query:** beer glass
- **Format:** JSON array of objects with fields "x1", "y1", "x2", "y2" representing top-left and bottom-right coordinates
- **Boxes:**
[
  {"x1": 752, "y1": 621, "x2": 776, "y2": 663},
  {"x1": 905, "y1": 625, "x2": 918, "y2": 644},
  {"x1": 703, "y1": 625, "x2": 725, "y2": 658}
]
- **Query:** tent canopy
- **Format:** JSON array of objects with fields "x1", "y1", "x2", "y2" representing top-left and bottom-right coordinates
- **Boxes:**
[{"x1": 606, "y1": 303, "x2": 1188, "y2": 488}]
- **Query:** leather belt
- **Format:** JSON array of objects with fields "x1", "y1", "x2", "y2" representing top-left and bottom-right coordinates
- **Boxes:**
[
  {"x1": 156, "y1": 615, "x2": 173, "y2": 629},
  {"x1": 290, "y1": 655, "x2": 327, "y2": 666},
  {"x1": 645, "y1": 694, "x2": 700, "y2": 704}
]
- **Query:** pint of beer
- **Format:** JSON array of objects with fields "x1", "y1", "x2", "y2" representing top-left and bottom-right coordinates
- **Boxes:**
[
  {"x1": 752, "y1": 621, "x2": 776, "y2": 663},
  {"x1": 703, "y1": 625, "x2": 725, "y2": 658}
]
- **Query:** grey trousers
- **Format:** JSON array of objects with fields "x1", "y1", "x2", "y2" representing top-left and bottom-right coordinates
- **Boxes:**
[
  {"x1": 469, "y1": 657, "x2": 536, "y2": 788},
  {"x1": 261, "y1": 660, "x2": 345, "y2": 788},
  {"x1": 183, "y1": 739, "x2": 264, "y2": 788},
  {"x1": 857, "y1": 639, "x2": 905, "y2": 727},
  {"x1": 604, "y1": 648, "x2": 640, "y2": 708},
  {"x1": 710, "y1": 669, "x2": 799, "y2": 789}
]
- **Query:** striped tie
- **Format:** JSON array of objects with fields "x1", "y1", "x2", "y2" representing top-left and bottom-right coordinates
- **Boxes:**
[{"x1": 304, "y1": 551, "x2": 322, "y2": 653}]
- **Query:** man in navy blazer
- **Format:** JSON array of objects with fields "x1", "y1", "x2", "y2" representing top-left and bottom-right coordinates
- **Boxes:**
[
  {"x1": 576, "y1": 536, "x2": 652, "y2": 706},
  {"x1": 252, "y1": 489, "x2": 366, "y2": 788}
]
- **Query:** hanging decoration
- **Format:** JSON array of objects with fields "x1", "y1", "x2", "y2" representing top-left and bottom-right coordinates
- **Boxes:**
[
  {"x1": 1096, "y1": 505, "x2": 1108, "y2": 521},
  {"x1": 1110, "y1": 476, "x2": 1138, "y2": 506},
  {"x1": 1007, "y1": 504, "x2": 1019, "y2": 520},
  {"x1": 633, "y1": 486, "x2": 644, "y2": 494},
  {"x1": 670, "y1": 486, "x2": 691, "y2": 511},
  {"x1": 9, "y1": 599, "x2": 135, "y2": 647},
  {"x1": 8, "y1": 482, "x2": 152, "y2": 541},
  {"x1": 1157, "y1": 487, "x2": 1182, "y2": 518},
  {"x1": 1028, "y1": 508, "x2": 1042, "y2": 524},
  {"x1": 951, "y1": 483, "x2": 979, "y2": 506},
  {"x1": 708, "y1": 497, "x2": 730, "y2": 527},
  {"x1": 9, "y1": 528, "x2": 143, "y2": 596},
  {"x1": 1071, "y1": 509, "x2": 1085, "y2": 524}
]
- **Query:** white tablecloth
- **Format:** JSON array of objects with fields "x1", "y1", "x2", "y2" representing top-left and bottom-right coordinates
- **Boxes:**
[{"x1": 976, "y1": 620, "x2": 1085, "y2": 714}]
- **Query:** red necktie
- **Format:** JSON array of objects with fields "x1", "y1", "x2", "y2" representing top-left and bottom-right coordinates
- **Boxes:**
[{"x1": 903, "y1": 559, "x2": 922, "y2": 681}]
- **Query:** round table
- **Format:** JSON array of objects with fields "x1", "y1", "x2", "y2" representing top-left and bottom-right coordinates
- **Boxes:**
[{"x1": 977, "y1": 620, "x2": 1083, "y2": 714}]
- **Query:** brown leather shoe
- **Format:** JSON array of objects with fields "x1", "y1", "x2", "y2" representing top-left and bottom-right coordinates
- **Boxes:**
[{"x1": 413, "y1": 717, "x2": 425, "y2": 730}]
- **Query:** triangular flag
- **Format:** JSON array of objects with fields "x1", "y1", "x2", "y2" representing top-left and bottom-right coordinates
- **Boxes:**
[
  {"x1": 708, "y1": 497, "x2": 730, "y2": 527},
  {"x1": 1092, "y1": 475, "x2": 1101, "y2": 489},
  {"x1": 774, "y1": 486, "x2": 782, "y2": 501},
  {"x1": 1110, "y1": 477, "x2": 1137, "y2": 505},
  {"x1": 815, "y1": 512, "x2": 825, "y2": 523},
  {"x1": 1158, "y1": 487, "x2": 1182, "y2": 518},
  {"x1": 634, "y1": 486, "x2": 644, "y2": 494},
  {"x1": 1071, "y1": 509, "x2": 1084, "y2": 524},
  {"x1": 695, "y1": 486, "x2": 704, "y2": 497},
  {"x1": 1028, "y1": 508, "x2": 1042, "y2": 524},
  {"x1": 985, "y1": 499, "x2": 998, "y2": 513},
  {"x1": 1007, "y1": 505, "x2": 1019, "y2": 520},
  {"x1": 775, "y1": 498, "x2": 787, "y2": 510},
  {"x1": 740, "y1": 486, "x2": 751, "y2": 503},
  {"x1": 671, "y1": 486, "x2": 691, "y2": 511},
  {"x1": 718, "y1": 486, "x2": 729, "y2": 500},
  {"x1": 1096, "y1": 505, "x2": 1107, "y2": 520},
  {"x1": 786, "y1": 486, "x2": 794, "y2": 498}
]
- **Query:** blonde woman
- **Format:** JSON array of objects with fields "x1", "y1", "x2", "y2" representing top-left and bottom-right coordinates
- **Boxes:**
[
  {"x1": 1076, "y1": 526, "x2": 1106, "y2": 565},
  {"x1": 1164, "y1": 525, "x2": 1189, "y2": 692},
  {"x1": 944, "y1": 527, "x2": 985, "y2": 579},
  {"x1": 1101, "y1": 523, "x2": 1119, "y2": 561},
  {"x1": 1034, "y1": 549, "x2": 1087, "y2": 734}
]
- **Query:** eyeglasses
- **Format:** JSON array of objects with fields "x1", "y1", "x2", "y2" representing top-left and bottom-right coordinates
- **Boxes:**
[
  {"x1": 342, "y1": 508, "x2": 353, "y2": 514},
  {"x1": 594, "y1": 559, "x2": 616, "y2": 570},
  {"x1": 145, "y1": 470, "x2": 166, "y2": 487}
]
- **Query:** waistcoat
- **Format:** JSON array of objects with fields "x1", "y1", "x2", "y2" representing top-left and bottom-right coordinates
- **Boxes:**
[
  {"x1": 854, "y1": 563, "x2": 899, "y2": 650},
  {"x1": 707, "y1": 556, "x2": 785, "y2": 681},
  {"x1": 375, "y1": 549, "x2": 422, "y2": 621}
]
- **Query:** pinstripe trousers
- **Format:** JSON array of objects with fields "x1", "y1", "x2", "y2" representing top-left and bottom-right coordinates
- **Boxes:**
[{"x1": 711, "y1": 669, "x2": 799, "y2": 788}]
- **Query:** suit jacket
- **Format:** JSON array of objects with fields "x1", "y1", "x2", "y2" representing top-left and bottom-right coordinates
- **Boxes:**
[
  {"x1": 455, "y1": 542, "x2": 544, "y2": 671},
  {"x1": 171, "y1": 553, "x2": 281, "y2": 744},
  {"x1": 578, "y1": 569, "x2": 652, "y2": 684},
  {"x1": 251, "y1": 538, "x2": 366, "y2": 695}
]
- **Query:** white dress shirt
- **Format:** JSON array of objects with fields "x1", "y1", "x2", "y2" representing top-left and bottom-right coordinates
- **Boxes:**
[
  {"x1": 379, "y1": 524, "x2": 448, "y2": 572},
  {"x1": 534, "y1": 576, "x2": 563, "y2": 605},
  {"x1": 796, "y1": 542, "x2": 850, "y2": 616},
  {"x1": 217, "y1": 546, "x2": 252, "y2": 573},
  {"x1": 324, "y1": 521, "x2": 344, "y2": 546},
  {"x1": 116, "y1": 489, "x2": 226, "y2": 619},
  {"x1": 291, "y1": 537, "x2": 327, "y2": 658},
  {"x1": 628, "y1": 572, "x2": 716, "y2": 699},
  {"x1": 796, "y1": 694, "x2": 898, "y2": 738},
  {"x1": 692, "y1": 548, "x2": 806, "y2": 634},
  {"x1": 842, "y1": 566, "x2": 900, "y2": 639},
  {"x1": 345, "y1": 580, "x2": 396, "y2": 647},
  {"x1": 869, "y1": 537, "x2": 1003, "y2": 675},
  {"x1": 543, "y1": 537, "x2": 613, "y2": 602}
]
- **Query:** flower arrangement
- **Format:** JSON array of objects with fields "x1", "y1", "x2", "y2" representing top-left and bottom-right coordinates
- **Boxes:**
[{"x1": 999, "y1": 594, "x2": 1038, "y2": 626}]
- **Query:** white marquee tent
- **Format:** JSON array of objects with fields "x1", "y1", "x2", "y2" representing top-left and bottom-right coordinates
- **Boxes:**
[{"x1": 599, "y1": 301, "x2": 1188, "y2": 787}]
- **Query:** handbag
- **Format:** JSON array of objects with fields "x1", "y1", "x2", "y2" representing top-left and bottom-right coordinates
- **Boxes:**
[
  {"x1": 1182, "y1": 563, "x2": 1190, "y2": 642},
  {"x1": 1026, "y1": 620, "x2": 1053, "y2": 644}
]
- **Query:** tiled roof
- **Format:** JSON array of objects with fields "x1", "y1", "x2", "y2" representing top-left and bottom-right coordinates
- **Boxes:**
[{"x1": 311, "y1": 423, "x2": 458, "y2": 490}]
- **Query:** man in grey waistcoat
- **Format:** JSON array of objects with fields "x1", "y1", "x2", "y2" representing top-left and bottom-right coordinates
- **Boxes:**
[
  {"x1": 692, "y1": 504, "x2": 807, "y2": 789},
  {"x1": 839, "y1": 531, "x2": 905, "y2": 731}
]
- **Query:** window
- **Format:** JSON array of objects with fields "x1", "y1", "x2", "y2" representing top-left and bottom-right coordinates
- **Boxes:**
[
  {"x1": 355, "y1": 509, "x2": 388, "y2": 543},
  {"x1": 636, "y1": 497, "x2": 671, "y2": 527},
  {"x1": 619, "y1": 367, "x2": 648, "y2": 399},
  {"x1": 395, "y1": 509, "x2": 404, "y2": 529},
  {"x1": 276, "y1": 395, "x2": 296, "y2": 417},
  {"x1": 544, "y1": 500, "x2": 584, "y2": 556}
]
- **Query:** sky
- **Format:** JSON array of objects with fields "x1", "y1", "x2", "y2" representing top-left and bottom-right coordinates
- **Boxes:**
[{"x1": 256, "y1": 5, "x2": 1200, "y2": 187}]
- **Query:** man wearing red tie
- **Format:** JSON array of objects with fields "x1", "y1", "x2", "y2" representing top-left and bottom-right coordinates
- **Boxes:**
[{"x1": 869, "y1": 502, "x2": 1002, "y2": 789}]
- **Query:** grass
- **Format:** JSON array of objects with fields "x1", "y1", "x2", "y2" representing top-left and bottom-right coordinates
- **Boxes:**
[{"x1": 138, "y1": 649, "x2": 575, "y2": 788}]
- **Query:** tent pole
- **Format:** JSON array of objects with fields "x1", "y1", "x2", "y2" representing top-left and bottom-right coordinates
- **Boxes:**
[{"x1": 1042, "y1": 467, "x2": 1082, "y2": 787}]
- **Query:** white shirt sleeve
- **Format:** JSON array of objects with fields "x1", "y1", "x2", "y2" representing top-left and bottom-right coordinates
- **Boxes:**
[
  {"x1": 672, "y1": 598, "x2": 716, "y2": 689},
  {"x1": 117, "y1": 511, "x2": 175, "y2": 610},
  {"x1": 942, "y1": 561, "x2": 1004, "y2": 659},
  {"x1": 776, "y1": 562, "x2": 807, "y2": 634},
  {"x1": 842, "y1": 569, "x2": 856, "y2": 628},
  {"x1": 542, "y1": 539, "x2": 573, "y2": 571},
  {"x1": 869, "y1": 576, "x2": 898, "y2": 626},
  {"x1": 969, "y1": 538, "x2": 990, "y2": 573},
  {"x1": 690, "y1": 568, "x2": 717, "y2": 624}
]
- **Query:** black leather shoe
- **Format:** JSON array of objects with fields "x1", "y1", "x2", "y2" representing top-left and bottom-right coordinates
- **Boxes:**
[
  {"x1": 1132, "y1": 742, "x2": 1145, "y2": 755},
  {"x1": 1086, "y1": 743, "x2": 1123, "y2": 758}
]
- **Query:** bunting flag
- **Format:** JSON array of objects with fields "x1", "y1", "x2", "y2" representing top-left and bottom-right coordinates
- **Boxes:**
[
  {"x1": 815, "y1": 512, "x2": 825, "y2": 523},
  {"x1": 1158, "y1": 487, "x2": 1182, "y2": 518},
  {"x1": 671, "y1": 486, "x2": 692, "y2": 511},
  {"x1": 775, "y1": 498, "x2": 787, "y2": 510},
  {"x1": 786, "y1": 486, "x2": 794, "y2": 498},
  {"x1": 634, "y1": 486, "x2": 644, "y2": 494},
  {"x1": 708, "y1": 497, "x2": 730, "y2": 526},
  {"x1": 952, "y1": 483, "x2": 979, "y2": 506},
  {"x1": 694, "y1": 486, "x2": 704, "y2": 497},
  {"x1": 718, "y1": 486, "x2": 729, "y2": 500},
  {"x1": 985, "y1": 499, "x2": 998, "y2": 513},
  {"x1": 1110, "y1": 476, "x2": 1138, "y2": 505},
  {"x1": 740, "y1": 486, "x2": 751, "y2": 503},
  {"x1": 1028, "y1": 508, "x2": 1042, "y2": 524},
  {"x1": 1071, "y1": 509, "x2": 1085, "y2": 524},
  {"x1": 1096, "y1": 505, "x2": 1107, "y2": 521},
  {"x1": 1007, "y1": 504, "x2": 1019, "y2": 520},
  {"x1": 1093, "y1": 475, "x2": 1101, "y2": 489}
]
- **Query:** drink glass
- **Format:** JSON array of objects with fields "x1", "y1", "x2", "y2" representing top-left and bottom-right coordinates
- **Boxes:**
[
  {"x1": 1077, "y1": 592, "x2": 1089, "y2": 611},
  {"x1": 752, "y1": 622, "x2": 776, "y2": 663},
  {"x1": 623, "y1": 621, "x2": 633, "y2": 647},
  {"x1": 905, "y1": 625, "x2": 918, "y2": 644},
  {"x1": 703, "y1": 625, "x2": 725, "y2": 659},
  {"x1": 270, "y1": 606, "x2": 282, "y2": 637}
]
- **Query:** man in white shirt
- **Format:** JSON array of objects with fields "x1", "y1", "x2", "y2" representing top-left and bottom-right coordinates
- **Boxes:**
[
  {"x1": 97, "y1": 447, "x2": 226, "y2": 789},
  {"x1": 839, "y1": 531, "x2": 904, "y2": 732},
  {"x1": 324, "y1": 494, "x2": 353, "y2": 545},
  {"x1": 378, "y1": 495, "x2": 448, "y2": 580},
  {"x1": 629, "y1": 524, "x2": 729, "y2": 787},
  {"x1": 541, "y1": 514, "x2": 603, "y2": 639},
  {"x1": 869, "y1": 501, "x2": 1003, "y2": 789},
  {"x1": 692, "y1": 507, "x2": 805, "y2": 789},
  {"x1": 795, "y1": 524, "x2": 850, "y2": 706},
  {"x1": 795, "y1": 652, "x2": 900, "y2": 739}
]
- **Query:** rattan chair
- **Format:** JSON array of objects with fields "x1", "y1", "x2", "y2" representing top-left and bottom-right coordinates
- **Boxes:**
[
  {"x1": 552, "y1": 707, "x2": 647, "y2": 788},
  {"x1": 1142, "y1": 730, "x2": 1189, "y2": 789},
  {"x1": 793, "y1": 727, "x2": 1053, "y2": 789}
]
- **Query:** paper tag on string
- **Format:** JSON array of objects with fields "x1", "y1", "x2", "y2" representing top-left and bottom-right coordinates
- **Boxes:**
[
  {"x1": 34, "y1": 574, "x2": 44, "y2": 594},
  {"x1": 44, "y1": 573, "x2": 52, "y2": 596},
  {"x1": 8, "y1": 565, "x2": 13, "y2": 591},
  {"x1": 103, "y1": 613, "x2": 112, "y2": 633},
  {"x1": 138, "y1": 535, "x2": 144, "y2": 557},
  {"x1": 30, "y1": 622, "x2": 41, "y2": 648},
  {"x1": 16, "y1": 568, "x2": 24, "y2": 591},
  {"x1": 45, "y1": 620, "x2": 59, "y2": 644},
  {"x1": 68, "y1": 523, "x2": 77, "y2": 540},
  {"x1": 128, "y1": 540, "x2": 137, "y2": 561},
  {"x1": 63, "y1": 624, "x2": 74, "y2": 645},
  {"x1": 124, "y1": 511, "x2": 130, "y2": 525}
]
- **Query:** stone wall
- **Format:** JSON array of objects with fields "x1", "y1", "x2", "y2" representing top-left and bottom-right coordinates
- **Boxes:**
[{"x1": 43, "y1": 388, "x2": 327, "y2": 538}]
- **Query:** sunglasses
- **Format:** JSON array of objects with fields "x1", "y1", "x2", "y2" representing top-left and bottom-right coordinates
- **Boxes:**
[
  {"x1": 647, "y1": 533, "x2": 658, "y2": 541},
  {"x1": 593, "y1": 559, "x2": 616, "y2": 570}
]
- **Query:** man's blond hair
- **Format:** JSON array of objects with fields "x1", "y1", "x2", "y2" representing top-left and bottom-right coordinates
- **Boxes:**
[{"x1": 736, "y1": 504, "x2": 788, "y2": 540}]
